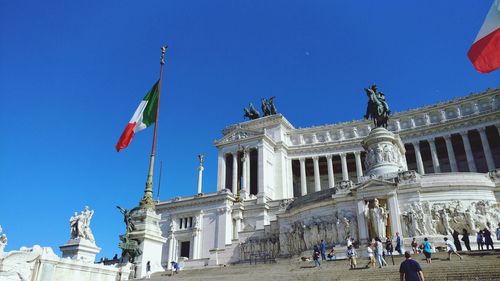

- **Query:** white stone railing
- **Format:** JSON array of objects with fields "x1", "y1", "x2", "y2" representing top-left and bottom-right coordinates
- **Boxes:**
[{"x1": 285, "y1": 89, "x2": 499, "y2": 146}]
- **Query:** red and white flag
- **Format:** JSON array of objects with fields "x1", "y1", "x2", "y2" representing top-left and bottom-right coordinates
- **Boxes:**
[{"x1": 467, "y1": 0, "x2": 500, "y2": 73}]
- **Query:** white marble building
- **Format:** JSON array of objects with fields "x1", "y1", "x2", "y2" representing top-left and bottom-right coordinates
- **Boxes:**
[{"x1": 156, "y1": 88, "x2": 500, "y2": 269}]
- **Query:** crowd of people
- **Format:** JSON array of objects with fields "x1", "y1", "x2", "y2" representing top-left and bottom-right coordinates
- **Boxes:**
[{"x1": 308, "y1": 223, "x2": 500, "y2": 280}]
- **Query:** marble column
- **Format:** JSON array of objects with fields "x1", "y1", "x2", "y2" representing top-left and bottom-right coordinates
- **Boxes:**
[
  {"x1": 356, "y1": 200, "x2": 369, "y2": 243},
  {"x1": 340, "y1": 153, "x2": 348, "y2": 181},
  {"x1": 217, "y1": 151, "x2": 226, "y2": 190},
  {"x1": 232, "y1": 153, "x2": 238, "y2": 194},
  {"x1": 354, "y1": 151, "x2": 363, "y2": 182},
  {"x1": 167, "y1": 233, "x2": 175, "y2": 268},
  {"x1": 428, "y1": 139, "x2": 441, "y2": 173},
  {"x1": 240, "y1": 150, "x2": 248, "y2": 199},
  {"x1": 326, "y1": 155, "x2": 335, "y2": 188},
  {"x1": 443, "y1": 135, "x2": 458, "y2": 172},
  {"x1": 313, "y1": 156, "x2": 321, "y2": 192},
  {"x1": 387, "y1": 194, "x2": 402, "y2": 237},
  {"x1": 197, "y1": 155, "x2": 205, "y2": 194},
  {"x1": 413, "y1": 141, "x2": 425, "y2": 175},
  {"x1": 299, "y1": 157, "x2": 307, "y2": 196},
  {"x1": 192, "y1": 230, "x2": 199, "y2": 259},
  {"x1": 460, "y1": 131, "x2": 477, "y2": 172},
  {"x1": 478, "y1": 127, "x2": 495, "y2": 171},
  {"x1": 257, "y1": 144, "x2": 264, "y2": 197}
]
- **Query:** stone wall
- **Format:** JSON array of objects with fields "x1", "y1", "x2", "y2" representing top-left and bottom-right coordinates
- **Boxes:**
[{"x1": 0, "y1": 245, "x2": 132, "y2": 281}]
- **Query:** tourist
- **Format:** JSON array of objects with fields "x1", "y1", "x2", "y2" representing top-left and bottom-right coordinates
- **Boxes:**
[
  {"x1": 327, "y1": 248, "x2": 336, "y2": 260},
  {"x1": 312, "y1": 245, "x2": 321, "y2": 268},
  {"x1": 444, "y1": 237, "x2": 462, "y2": 260},
  {"x1": 346, "y1": 235, "x2": 353, "y2": 247},
  {"x1": 170, "y1": 261, "x2": 180, "y2": 274},
  {"x1": 461, "y1": 229, "x2": 471, "y2": 251},
  {"x1": 386, "y1": 234, "x2": 394, "y2": 257},
  {"x1": 421, "y1": 238, "x2": 432, "y2": 264},
  {"x1": 146, "y1": 261, "x2": 151, "y2": 279},
  {"x1": 365, "y1": 242, "x2": 376, "y2": 268},
  {"x1": 411, "y1": 237, "x2": 418, "y2": 254},
  {"x1": 346, "y1": 245, "x2": 357, "y2": 269},
  {"x1": 452, "y1": 230, "x2": 462, "y2": 251},
  {"x1": 483, "y1": 228, "x2": 494, "y2": 250},
  {"x1": 319, "y1": 239, "x2": 327, "y2": 260},
  {"x1": 395, "y1": 232, "x2": 403, "y2": 255},
  {"x1": 399, "y1": 251, "x2": 425, "y2": 281},
  {"x1": 375, "y1": 237, "x2": 388, "y2": 268},
  {"x1": 476, "y1": 231, "x2": 484, "y2": 250},
  {"x1": 496, "y1": 223, "x2": 500, "y2": 240}
]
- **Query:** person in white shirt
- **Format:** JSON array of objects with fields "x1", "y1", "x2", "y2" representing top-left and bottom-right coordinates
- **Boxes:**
[
  {"x1": 365, "y1": 242, "x2": 376, "y2": 268},
  {"x1": 444, "y1": 237, "x2": 462, "y2": 260}
]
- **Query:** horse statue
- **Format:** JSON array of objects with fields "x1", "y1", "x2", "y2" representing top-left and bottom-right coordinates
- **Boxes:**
[
  {"x1": 244, "y1": 103, "x2": 260, "y2": 120},
  {"x1": 262, "y1": 96, "x2": 277, "y2": 116},
  {"x1": 364, "y1": 84, "x2": 390, "y2": 128}
]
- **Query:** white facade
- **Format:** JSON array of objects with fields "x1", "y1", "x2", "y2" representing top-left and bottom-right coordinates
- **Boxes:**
[{"x1": 156, "y1": 88, "x2": 500, "y2": 268}]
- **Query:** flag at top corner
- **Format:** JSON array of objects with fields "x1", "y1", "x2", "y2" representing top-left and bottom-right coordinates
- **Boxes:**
[
  {"x1": 467, "y1": 0, "x2": 500, "y2": 73},
  {"x1": 115, "y1": 81, "x2": 159, "y2": 152}
]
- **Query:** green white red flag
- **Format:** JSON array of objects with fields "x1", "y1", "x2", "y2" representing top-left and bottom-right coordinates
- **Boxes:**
[
  {"x1": 468, "y1": 0, "x2": 500, "y2": 73},
  {"x1": 116, "y1": 81, "x2": 159, "y2": 151}
]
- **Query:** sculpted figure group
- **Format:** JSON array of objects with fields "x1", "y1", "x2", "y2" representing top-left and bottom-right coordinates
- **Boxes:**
[
  {"x1": 69, "y1": 206, "x2": 95, "y2": 243},
  {"x1": 279, "y1": 211, "x2": 359, "y2": 255},
  {"x1": 364, "y1": 198, "x2": 389, "y2": 239},
  {"x1": 0, "y1": 225, "x2": 7, "y2": 255},
  {"x1": 401, "y1": 200, "x2": 500, "y2": 237},
  {"x1": 243, "y1": 97, "x2": 278, "y2": 120}
]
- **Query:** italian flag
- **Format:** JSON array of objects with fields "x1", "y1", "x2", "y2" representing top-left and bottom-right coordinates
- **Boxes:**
[
  {"x1": 467, "y1": 0, "x2": 500, "y2": 73},
  {"x1": 116, "y1": 81, "x2": 159, "y2": 152}
]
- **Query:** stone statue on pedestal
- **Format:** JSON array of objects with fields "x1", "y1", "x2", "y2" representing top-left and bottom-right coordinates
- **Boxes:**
[
  {"x1": 0, "y1": 225, "x2": 7, "y2": 255},
  {"x1": 364, "y1": 198, "x2": 388, "y2": 239},
  {"x1": 116, "y1": 206, "x2": 142, "y2": 263},
  {"x1": 364, "y1": 84, "x2": 390, "y2": 128},
  {"x1": 69, "y1": 206, "x2": 95, "y2": 243}
]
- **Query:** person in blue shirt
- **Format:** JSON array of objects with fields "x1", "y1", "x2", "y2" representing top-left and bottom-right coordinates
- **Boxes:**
[
  {"x1": 170, "y1": 261, "x2": 180, "y2": 274},
  {"x1": 395, "y1": 232, "x2": 403, "y2": 255},
  {"x1": 399, "y1": 251, "x2": 425, "y2": 281},
  {"x1": 319, "y1": 240, "x2": 327, "y2": 260},
  {"x1": 421, "y1": 238, "x2": 432, "y2": 264}
]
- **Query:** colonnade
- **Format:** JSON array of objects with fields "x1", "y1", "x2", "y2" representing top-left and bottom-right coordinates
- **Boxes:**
[
  {"x1": 296, "y1": 151, "x2": 364, "y2": 196},
  {"x1": 409, "y1": 125, "x2": 499, "y2": 174},
  {"x1": 217, "y1": 146, "x2": 260, "y2": 198}
]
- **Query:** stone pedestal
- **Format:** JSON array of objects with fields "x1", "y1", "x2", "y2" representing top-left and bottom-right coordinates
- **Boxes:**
[
  {"x1": 59, "y1": 238, "x2": 101, "y2": 262},
  {"x1": 361, "y1": 127, "x2": 407, "y2": 178},
  {"x1": 128, "y1": 208, "x2": 166, "y2": 278}
]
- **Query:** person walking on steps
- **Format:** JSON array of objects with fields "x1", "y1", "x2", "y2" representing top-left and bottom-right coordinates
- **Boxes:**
[
  {"x1": 399, "y1": 251, "x2": 425, "y2": 281},
  {"x1": 444, "y1": 237, "x2": 462, "y2": 260},
  {"x1": 319, "y1": 239, "x2": 327, "y2": 260},
  {"x1": 312, "y1": 245, "x2": 321, "y2": 268},
  {"x1": 452, "y1": 230, "x2": 462, "y2": 251},
  {"x1": 395, "y1": 232, "x2": 403, "y2": 255},
  {"x1": 421, "y1": 238, "x2": 432, "y2": 264},
  {"x1": 476, "y1": 231, "x2": 484, "y2": 250},
  {"x1": 461, "y1": 229, "x2": 471, "y2": 251},
  {"x1": 375, "y1": 237, "x2": 388, "y2": 268},
  {"x1": 483, "y1": 228, "x2": 494, "y2": 250}
]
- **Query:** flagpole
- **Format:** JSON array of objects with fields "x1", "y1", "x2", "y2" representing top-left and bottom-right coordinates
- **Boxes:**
[{"x1": 140, "y1": 45, "x2": 167, "y2": 210}]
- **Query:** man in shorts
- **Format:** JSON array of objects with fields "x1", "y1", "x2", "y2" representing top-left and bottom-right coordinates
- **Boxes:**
[
  {"x1": 346, "y1": 245, "x2": 357, "y2": 269},
  {"x1": 399, "y1": 251, "x2": 424, "y2": 281},
  {"x1": 444, "y1": 237, "x2": 462, "y2": 260}
]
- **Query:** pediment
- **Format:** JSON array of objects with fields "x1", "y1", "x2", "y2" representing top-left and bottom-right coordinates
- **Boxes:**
[
  {"x1": 356, "y1": 178, "x2": 396, "y2": 191},
  {"x1": 215, "y1": 127, "x2": 262, "y2": 145}
]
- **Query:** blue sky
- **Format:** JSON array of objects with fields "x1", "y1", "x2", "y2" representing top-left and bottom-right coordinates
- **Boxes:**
[{"x1": 0, "y1": 1, "x2": 498, "y2": 259}]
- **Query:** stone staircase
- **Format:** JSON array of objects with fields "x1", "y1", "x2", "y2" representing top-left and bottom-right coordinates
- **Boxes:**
[{"x1": 145, "y1": 250, "x2": 500, "y2": 281}]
